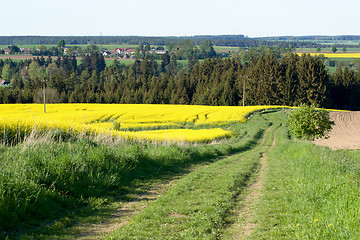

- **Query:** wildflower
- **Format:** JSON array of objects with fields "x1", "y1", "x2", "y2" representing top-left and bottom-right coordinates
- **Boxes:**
[
  {"x1": 328, "y1": 224, "x2": 332, "y2": 227},
  {"x1": 314, "y1": 219, "x2": 319, "y2": 223},
  {"x1": 296, "y1": 224, "x2": 300, "y2": 227}
]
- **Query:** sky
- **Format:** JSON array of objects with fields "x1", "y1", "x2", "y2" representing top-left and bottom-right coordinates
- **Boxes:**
[{"x1": 1, "y1": 0, "x2": 359, "y2": 37}]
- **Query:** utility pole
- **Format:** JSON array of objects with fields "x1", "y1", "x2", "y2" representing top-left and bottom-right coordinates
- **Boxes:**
[
  {"x1": 242, "y1": 75, "x2": 248, "y2": 107},
  {"x1": 41, "y1": 79, "x2": 47, "y2": 113},
  {"x1": 243, "y1": 78, "x2": 245, "y2": 107}
]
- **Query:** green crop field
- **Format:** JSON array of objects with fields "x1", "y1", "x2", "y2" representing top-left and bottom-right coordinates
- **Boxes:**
[{"x1": 213, "y1": 46, "x2": 240, "y2": 52}]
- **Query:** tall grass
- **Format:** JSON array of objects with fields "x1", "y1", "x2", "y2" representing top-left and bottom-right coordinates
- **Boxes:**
[
  {"x1": 0, "y1": 111, "x2": 272, "y2": 236},
  {"x1": 252, "y1": 126, "x2": 360, "y2": 239}
]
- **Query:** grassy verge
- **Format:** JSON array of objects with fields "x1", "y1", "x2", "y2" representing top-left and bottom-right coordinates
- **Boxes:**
[
  {"x1": 251, "y1": 125, "x2": 360, "y2": 239},
  {"x1": 0, "y1": 111, "x2": 273, "y2": 239}
]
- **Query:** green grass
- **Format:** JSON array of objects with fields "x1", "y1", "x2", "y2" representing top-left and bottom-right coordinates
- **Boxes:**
[
  {"x1": 105, "y1": 112, "x2": 281, "y2": 240},
  {"x1": 213, "y1": 46, "x2": 240, "y2": 52},
  {"x1": 3, "y1": 109, "x2": 360, "y2": 239},
  {"x1": 0, "y1": 110, "x2": 273, "y2": 239},
  {"x1": 105, "y1": 59, "x2": 136, "y2": 67},
  {"x1": 250, "y1": 125, "x2": 360, "y2": 239}
]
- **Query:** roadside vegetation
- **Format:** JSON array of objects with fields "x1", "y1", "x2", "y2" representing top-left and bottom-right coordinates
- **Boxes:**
[
  {"x1": 287, "y1": 104, "x2": 334, "y2": 140},
  {"x1": 252, "y1": 126, "x2": 360, "y2": 239},
  {"x1": 0, "y1": 109, "x2": 271, "y2": 239},
  {"x1": 1, "y1": 107, "x2": 359, "y2": 239}
]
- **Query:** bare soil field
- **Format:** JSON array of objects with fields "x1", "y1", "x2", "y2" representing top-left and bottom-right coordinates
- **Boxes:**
[
  {"x1": 0, "y1": 55, "x2": 42, "y2": 60},
  {"x1": 314, "y1": 111, "x2": 360, "y2": 150}
]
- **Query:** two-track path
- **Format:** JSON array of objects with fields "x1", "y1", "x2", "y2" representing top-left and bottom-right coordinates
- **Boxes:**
[
  {"x1": 225, "y1": 124, "x2": 279, "y2": 239},
  {"x1": 75, "y1": 117, "x2": 280, "y2": 239}
]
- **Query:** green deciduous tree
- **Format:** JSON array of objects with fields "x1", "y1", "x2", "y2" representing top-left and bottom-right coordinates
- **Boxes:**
[
  {"x1": 9, "y1": 45, "x2": 20, "y2": 54},
  {"x1": 199, "y1": 40, "x2": 216, "y2": 59},
  {"x1": 57, "y1": 39, "x2": 65, "y2": 48},
  {"x1": 1, "y1": 64, "x2": 12, "y2": 81},
  {"x1": 287, "y1": 104, "x2": 334, "y2": 140}
]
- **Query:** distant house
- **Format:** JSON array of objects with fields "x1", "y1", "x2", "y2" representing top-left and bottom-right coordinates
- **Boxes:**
[
  {"x1": 0, "y1": 80, "x2": 10, "y2": 86},
  {"x1": 115, "y1": 48, "x2": 124, "y2": 54},
  {"x1": 3, "y1": 49, "x2": 10, "y2": 54},
  {"x1": 101, "y1": 50, "x2": 112, "y2": 56},
  {"x1": 20, "y1": 48, "x2": 32, "y2": 54},
  {"x1": 155, "y1": 50, "x2": 168, "y2": 55},
  {"x1": 124, "y1": 48, "x2": 136, "y2": 54},
  {"x1": 63, "y1": 47, "x2": 71, "y2": 54},
  {"x1": 150, "y1": 47, "x2": 168, "y2": 55}
]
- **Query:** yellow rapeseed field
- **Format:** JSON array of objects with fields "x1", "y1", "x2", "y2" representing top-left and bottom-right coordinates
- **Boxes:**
[
  {"x1": 0, "y1": 104, "x2": 282, "y2": 143},
  {"x1": 303, "y1": 53, "x2": 360, "y2": 58}
]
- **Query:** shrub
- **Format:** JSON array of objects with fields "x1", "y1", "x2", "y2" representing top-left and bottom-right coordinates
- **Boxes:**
[{"x1": 287, "y1": 104, "x2": 334, "y2": 140}]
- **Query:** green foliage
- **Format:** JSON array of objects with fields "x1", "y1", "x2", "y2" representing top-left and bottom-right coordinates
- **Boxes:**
[
  {"x1": 3, "y1": 49, "x2": 360, "y2": 109},
  {"x1": 57, "y1": 39, "x2": 66, "y2": 48},
  {"x1": 331, "y1": 46, "x2": 337, "y2": 53},
  {"x1": 9, "y1": 45, "x2": 20, "y2": 54},
  {"x1": 199, "y1": 40, "x2": 216, "y2": 58},
  {"x1": 287, "y1": 104, "x2": 334, "y2": 140},
  {"x1": 0, "y1": 111, "x2": 271, "y2": 236},
  {"x1": 1, "y1": 64, "x2": 12, "y2": 81}
]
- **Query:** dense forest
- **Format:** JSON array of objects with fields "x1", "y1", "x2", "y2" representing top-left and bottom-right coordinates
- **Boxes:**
[{"x1": 1, "y1": 47, "x2": 360, "y2": 110}]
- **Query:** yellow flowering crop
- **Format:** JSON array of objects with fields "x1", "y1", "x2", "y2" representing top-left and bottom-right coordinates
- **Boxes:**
[
  {"x1": 299, "y1": 52, "x2": 360, "y2": 59},
  {"x1": 0, "y1": 104, "x2": 282, "y2": 143}
]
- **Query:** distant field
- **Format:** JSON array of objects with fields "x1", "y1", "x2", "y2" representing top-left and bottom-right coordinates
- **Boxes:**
[
  {"x1": 105, "y1": 59, "x2": 136, "y2": 66},
  {"x1": 297, "y1": 47, "x2": 360, "y2": 52},
  {"x1": 0, "y1": 45, "x2": 57, "y2": 49},
  {"x1": 295, "y1": 52, "x2": 360, "y2": 59},
  {"x1": 213, "y1": 46, "x2": 239, "y2": 52},
  {"x1": 308, "y1": 52, "x2": 360, "y2": 58}
]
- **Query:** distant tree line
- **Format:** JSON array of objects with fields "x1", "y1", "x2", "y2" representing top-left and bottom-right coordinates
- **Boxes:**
[
  {"x1": 262, "y1": 35, "x2": 360, "y2": 41},
  {"x1": 0, "y1": 35, "x2": 325, "y2": 49},
  {"x1": 260, "y1": 35, "x2": 360, "y2": 48},
  {"x1": 1, "y1": 49, "x2": 360, "y2": 110}
]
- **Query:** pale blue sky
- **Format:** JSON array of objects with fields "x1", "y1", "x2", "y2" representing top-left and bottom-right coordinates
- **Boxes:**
[{"x1": 1, "y1": 0, "x2": 359, "y2": 37}]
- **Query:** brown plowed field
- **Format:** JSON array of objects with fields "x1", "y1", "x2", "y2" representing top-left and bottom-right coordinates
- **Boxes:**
[{"x1": 314, "y1": 111, "x2": 360, "y2": 150}]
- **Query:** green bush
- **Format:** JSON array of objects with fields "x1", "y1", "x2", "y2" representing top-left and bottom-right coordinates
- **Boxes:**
[{"x1": 287, "y1": 104, "x2": 334, "y2": 140}]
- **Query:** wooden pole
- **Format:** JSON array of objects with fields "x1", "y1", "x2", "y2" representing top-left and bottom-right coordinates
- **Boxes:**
[
  {"x1": 42, "y1": 80, "x2": 46, "y2": 113},
  {"x1": 243, "y1": 77, "x2": 245, "y2": 107}
]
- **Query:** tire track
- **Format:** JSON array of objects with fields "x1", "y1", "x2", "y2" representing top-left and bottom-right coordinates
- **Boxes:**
[{"x1": 225, "y1": 124, "x2": 279, "y2": 239}]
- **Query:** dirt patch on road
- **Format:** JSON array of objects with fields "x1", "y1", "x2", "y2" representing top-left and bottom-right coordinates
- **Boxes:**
[{"x1": 314, "y1": 111, "x2": 360, "y2": 150}]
